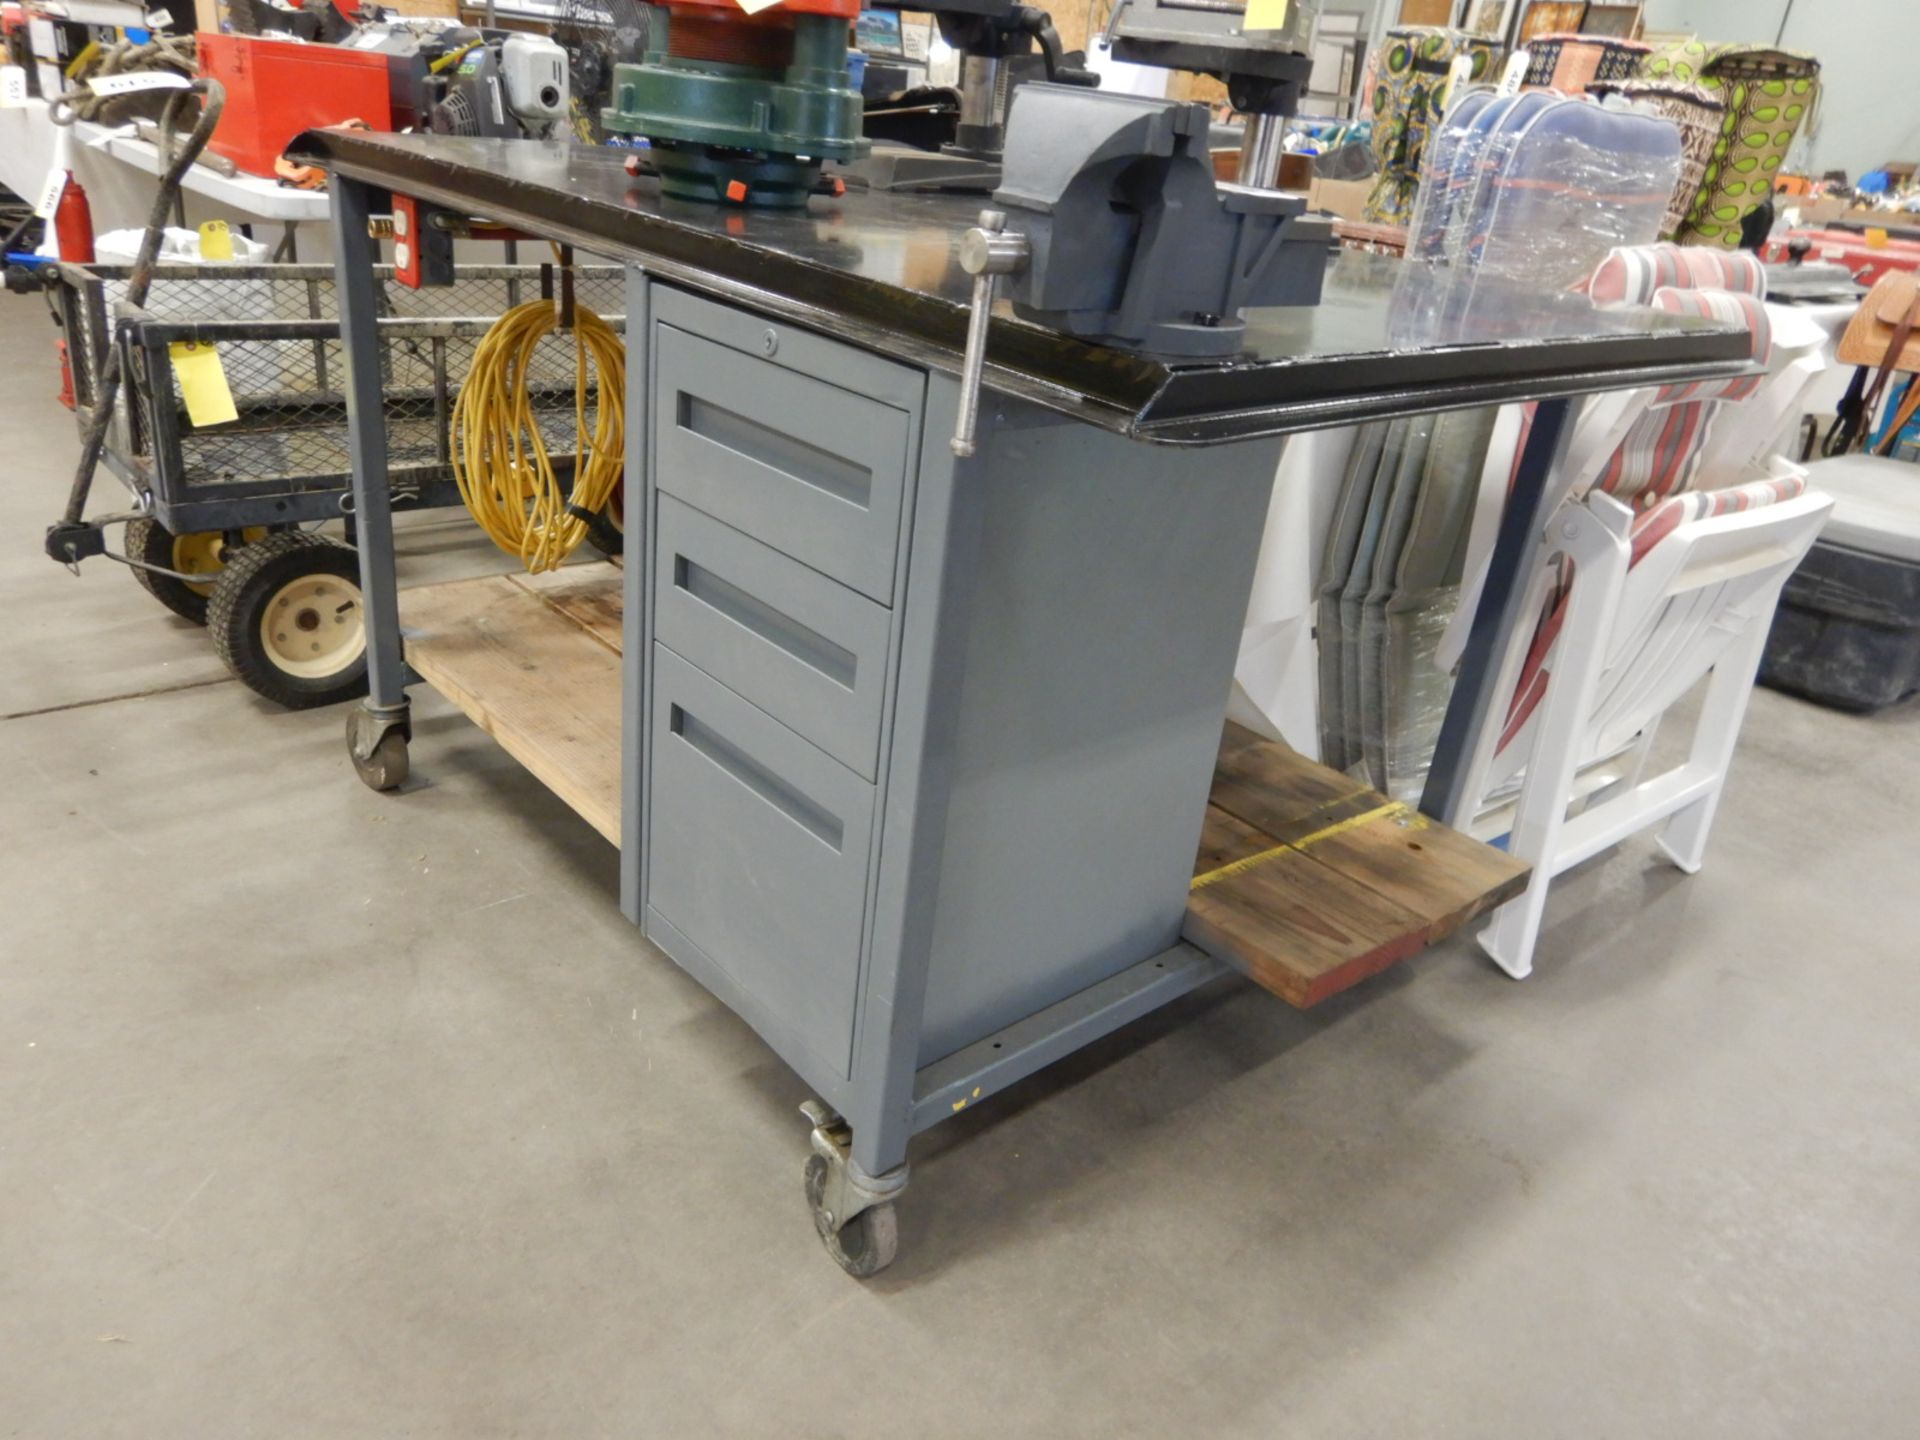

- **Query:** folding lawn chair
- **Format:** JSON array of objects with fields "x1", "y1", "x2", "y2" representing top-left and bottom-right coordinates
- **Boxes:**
[
  {"x1": 1433, "y1": 257, "x2": 1832, "y2": 977},
  {"x1": 1467, "y1": 470, "x2": 1831, "y2": 977}
]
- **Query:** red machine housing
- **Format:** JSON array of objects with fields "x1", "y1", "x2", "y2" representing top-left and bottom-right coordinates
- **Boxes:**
[
  {"x1": 654, "y1": 0, "x2": 860, "y2": 18},
  {"x1": 197, "y1": 33, "x2": 394, "y2": 179},
  {"x1": 649, "y1": 0, "x2": 861, "y2": 71}
]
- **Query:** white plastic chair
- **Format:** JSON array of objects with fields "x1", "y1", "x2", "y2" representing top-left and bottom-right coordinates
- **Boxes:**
[
  {"x1": 1691, "y1": 303, "x2": 1831, "y2": 488},
  {"x1": 1436, "y1": 245, "x2": 1836, "y2": 978},
  {"x1": 1437, "y1": 244, "x2": 1786, "y2": 676},
  {"x1": 1466, "y1": 468, "x2": 1833, "y2": 977}
]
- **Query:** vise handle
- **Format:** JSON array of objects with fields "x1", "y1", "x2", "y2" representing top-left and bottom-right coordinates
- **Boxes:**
[{"x1": 951, "y1": 209, "x2": 1031, "y2": 459}]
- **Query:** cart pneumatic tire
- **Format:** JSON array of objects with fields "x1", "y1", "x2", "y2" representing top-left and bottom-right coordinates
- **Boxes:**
[
  {"x1": 804, "y1": 1154, "x2": 899, "y2": 1279},
  {"x1": 207, "y1": 532, "x2": 370, "y2": 710},
  {"x1": 125, "y1": 517, "x2": 266, "y2": 625}
]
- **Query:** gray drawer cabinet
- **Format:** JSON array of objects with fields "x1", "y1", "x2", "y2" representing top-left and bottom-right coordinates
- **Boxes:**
[
  {"x1": 628, "y1": 278, "x2": 1283, "y2": 1274},
  {"x1": 652, "y1": 321, "x2": 915, "y2": 605},
  {"x1": 647, "y1": 646, "x2": 876, "y2": 1080},
  {"x1": 639, "y1": 286, "x2": 925, "y2": 1091},
  {"x1": 653, "y1": 495, "x2": 892, "y2": 781}
]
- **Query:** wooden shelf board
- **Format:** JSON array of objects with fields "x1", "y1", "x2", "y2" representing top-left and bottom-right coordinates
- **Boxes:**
[
  {"x1": 514, "y1": 563, "x2": 625, "y2": 652},
  {"x1": 1184, "y1": 724, "x2": 1531, "y2": 1008},
  {"x1": 402, "y1": 563, "x2": 624, "y2": 845},
  {"x1": 399, "y1": 572, "x2": 1521, "y2": 1001}
]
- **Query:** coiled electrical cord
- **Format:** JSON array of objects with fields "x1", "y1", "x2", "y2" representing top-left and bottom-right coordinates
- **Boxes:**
[{"x1": 450, "y1": 291, "x2": 626, "y2": 573}]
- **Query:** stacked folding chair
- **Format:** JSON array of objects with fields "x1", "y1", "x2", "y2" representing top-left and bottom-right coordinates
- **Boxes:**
[
  {"x1": 1441, "y1": 244, "x2": 1833, "y2": 978},
  {"x1": 1311, "y1": 94, "x2": 1686, "y2": 799}
]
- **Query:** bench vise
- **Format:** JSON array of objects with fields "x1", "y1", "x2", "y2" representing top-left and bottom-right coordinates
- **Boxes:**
[
  {"x1": 948, "y1": 84, "x2": 1333, "y2": 453},
  {"x1": 992, "y1": 85, "x2": 1331, "y2": 355}
]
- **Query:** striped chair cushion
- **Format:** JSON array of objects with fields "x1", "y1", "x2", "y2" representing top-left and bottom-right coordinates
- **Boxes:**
[
  {"x1": 1594, "y1": 288, "x2": 1773, "y2": 505},
  {"x1": 1675, "y1": 247, "x2": 1767, "y2": 298},
  {"x1": 1586, "y1": 243, "x2": 1766, "y2": 306},
  {"x1": 1645, "y1": 287, "x2": 1771, "y2": 402},
  {"x1": 1626, "y1": 466, "x2": 1807, "y2": 565},
  {"x1": 1497, "y1": 470, "x2": 1808, "y2": 755},
  {"x1": 1588, "y1": 242, "x2": 1686, "y2": 305}
]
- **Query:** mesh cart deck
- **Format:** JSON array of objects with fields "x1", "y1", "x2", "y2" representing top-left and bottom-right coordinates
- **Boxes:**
[
  {"x1": 48, "y1": 260, "x2": 626, "y2": 708},
  {"x1": 57, "y1": 261, "x2": 625, "y2": 534}
]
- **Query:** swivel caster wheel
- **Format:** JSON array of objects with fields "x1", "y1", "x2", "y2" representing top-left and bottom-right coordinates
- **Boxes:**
[
  {"x1": 346, "y1": 703, "x2": 411, "y2": 792},
  {"x1": 801, "y1": 1100, "x2": 907, "y2": 1279},
  {"x1": 805, "y1": 1154, "x2": 898, "y2": 1279},
  {"x1": 351, "y1": 729, "x2": 410, "y2": 792}
]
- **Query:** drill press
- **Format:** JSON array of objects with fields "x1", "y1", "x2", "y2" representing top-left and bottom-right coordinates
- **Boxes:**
[
  {"x1": 1104, "y1": 0, "x2": 1323, "y2": 189},
  {"x1": 854, "y1": 0, "x2": 1098, "y2": 193},
  {"x1": 603, "y1": 0, "x2": 868, "y2": 208}
]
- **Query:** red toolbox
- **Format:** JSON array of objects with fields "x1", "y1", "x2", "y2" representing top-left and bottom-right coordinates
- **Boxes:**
[{"x1": 197, "y1": 33, "x2": 393, "y2": 178}]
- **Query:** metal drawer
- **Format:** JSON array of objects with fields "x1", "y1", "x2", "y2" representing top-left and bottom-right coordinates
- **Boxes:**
[
  {"x1": 654, "y1": 496, "x2": 892, "y2": 782},
  {"x1": 648, "y1": 645, "x2": 874, "y2": 1079},
  {"x1": 653, "y1": 322, "x2": 911, "y2": 604}
]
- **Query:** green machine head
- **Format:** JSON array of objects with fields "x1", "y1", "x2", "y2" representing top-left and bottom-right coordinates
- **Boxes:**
[{"x1": 604, "y1": 0, "x2": 869, "y2": 208}]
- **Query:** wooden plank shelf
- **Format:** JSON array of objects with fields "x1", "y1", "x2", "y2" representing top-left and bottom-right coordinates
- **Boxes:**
[
  {"x1": 1184, "y1": 724, "x2": 1530, "y2": 1008},
  {"x1": 401, "y1": 570, "x2": 1521, "y2": 1007},
  {"x1": 401, "y1": 563, "x2": 624, "y2": 845}
]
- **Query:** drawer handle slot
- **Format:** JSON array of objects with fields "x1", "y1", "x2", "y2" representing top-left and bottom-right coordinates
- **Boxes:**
[
  {"x1": 671, "y1": 704, "x2": 845, "y2": 852},
  {"x1": 673, "y1": 554, "x2": 858, "y2": 690},
  {"x1": 676, "y1": 392, "x2": 873, "y2": 509}
]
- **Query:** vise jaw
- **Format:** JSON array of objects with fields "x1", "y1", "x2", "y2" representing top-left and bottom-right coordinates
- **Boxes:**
[{"x1": 991, "y1": 84, "x2": 1332, "y2": 356}]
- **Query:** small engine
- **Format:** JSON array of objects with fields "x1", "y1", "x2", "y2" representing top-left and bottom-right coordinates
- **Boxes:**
[
  {"x1": 499, "y1": 34, "x2": 569, "y2": 131},
  {"x1": 346, "y1": 21, "x2": 571, "y2": 142},
  {"x1": 434, "y1": 34, "x2": 571, "y2": 140}
]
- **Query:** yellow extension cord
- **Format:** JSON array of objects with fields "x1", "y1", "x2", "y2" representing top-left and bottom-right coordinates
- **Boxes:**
[{"x1": 450, "y1": 291, "x2": 626, "y2": 574}]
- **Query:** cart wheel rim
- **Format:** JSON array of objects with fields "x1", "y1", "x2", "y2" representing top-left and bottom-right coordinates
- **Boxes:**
[
  {"x1": 260, "y1": 572, "x2": 367, "y2": 679},
  {"x1": 173, "y1": 527, "x2": 266, "y2": 598}
]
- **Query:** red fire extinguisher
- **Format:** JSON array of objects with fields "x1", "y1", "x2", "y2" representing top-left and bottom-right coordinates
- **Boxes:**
[{"x1": 53, "y1": 172, "x2": 95, "y2": 264}]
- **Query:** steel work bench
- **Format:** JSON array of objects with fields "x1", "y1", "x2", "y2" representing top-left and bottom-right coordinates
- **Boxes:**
[{"x1": 291, "y1": 131, "x2": 1751, "y2": 1274}]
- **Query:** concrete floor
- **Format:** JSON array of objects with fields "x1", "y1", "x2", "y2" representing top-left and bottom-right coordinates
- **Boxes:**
[{"x1": 3, "y1": 292, "x2": 1918, "y2": 1440}]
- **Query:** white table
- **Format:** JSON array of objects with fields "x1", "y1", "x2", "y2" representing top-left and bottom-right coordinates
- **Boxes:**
[
  {"x1": 1, "y1": 95, "x2": 330, "y2": 258},
  {"x1": 87, "y1": 117, "x2": 330, "y2": 258}
]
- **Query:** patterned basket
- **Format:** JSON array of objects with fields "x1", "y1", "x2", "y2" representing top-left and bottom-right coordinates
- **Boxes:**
[
  {"x1": 1363, "y1": 27, "x2": 1499, "y2": 226},
  {"x1": 1523, "y1": 33, "x2": 1652, "y2": 94},
  {"x1": 1639, "y1": 42, "x2": 1822, "y2": 249},
  {"x1": 1591, "y1": 80, "x2": 1728, "y2": 240}
]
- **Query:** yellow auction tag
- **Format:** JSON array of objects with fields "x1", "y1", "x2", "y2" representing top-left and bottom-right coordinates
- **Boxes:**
[
  {"x1": 169, "y1": 340, "x2": 238, "y2": 427},
  {"x1": 198, "y1": 220, "x2": 234, "y2": 261},
  {"x1": 1243, "y1": 0, "x2": 1290, "y2": 31}
]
